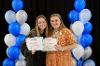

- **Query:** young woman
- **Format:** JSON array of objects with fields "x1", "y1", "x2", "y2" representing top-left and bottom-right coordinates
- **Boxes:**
[
  {"x1": 21, "y1": 15, "x2": 48, "y2": 66},
  {"x1": 46, "y1": 13, "x2": 77, "y2": 66}
]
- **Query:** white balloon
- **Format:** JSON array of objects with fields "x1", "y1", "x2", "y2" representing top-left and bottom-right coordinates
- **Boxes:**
[
  {"x1": 82, "y1": 47, "x2": 92, "y2": 60},
  {"x1": 71, "y1": 21, "x2": 84, "y2": 37},
  {"x1": 16, "y1": 60, "x2": 26, "y2": 66},
  {"x1": 4, "y1": 34, "x2": 16, "y2": 47},
  {"x1": 19, "y1": 52, "x2": 25, "y2": 60},
  {"x1": 72, "y1": 44, "x2": 84, "y2": 60},
  {"x1": 16, "y1": 10, "x2": 28, "y2": 24},
  {"x1": 20, "y1": 23, "x2": 31, "y2": 36},
  {"x1": 83, "y1": 59, "x2": 95, "y2": 66},
  {"x1": 80, "y1": 9, "x2": 92, "y2": 23},
  {"x1": 5, "y1": 10, "x2": 16, "y2": 24}
]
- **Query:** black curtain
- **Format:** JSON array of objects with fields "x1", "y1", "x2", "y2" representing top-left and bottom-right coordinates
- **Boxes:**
[{"x1": 0, "y1": 0, "x2": 99, "y2": 65}]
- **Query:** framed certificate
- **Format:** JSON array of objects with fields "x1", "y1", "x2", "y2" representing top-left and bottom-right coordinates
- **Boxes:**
[
  {"x1": 26, "y1": 37, "x2": 43, "y2": 51},
  {"x1": 43, "y1": 37, "x2": 57, "y2": 51}
]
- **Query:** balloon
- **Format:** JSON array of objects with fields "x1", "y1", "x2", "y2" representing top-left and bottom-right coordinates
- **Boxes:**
[
  {"x1": 74, "y1": 0, "x2": 86, "y2": 11},
  {"x1": 80, "y1": 34, "x2": 93, "y2": 48},
  {"x1": 83, "y1": 22, "x2": 93, "y2": 34},
  {"x1": 80, "y1": 9, "x2": 92, "y2": 22},
  {"x1": 8, "y1": 22, "x2": 20, "y2": 36},
  {"x1": 20, "y1": 23, "x2": 31, "y2": 36},
  {"x1": 16, "y1": 34, "x2": 26, "y2": 47},
  {"x1": 72, "y1": 44, "x2": 84, "y2": 60},
  {"x1": 77, "y1": 59, "x2": 84, "y2": 66},
  {"x1": 3, "y1": 58, "x2": 15, "y2": 66},
  {"x1": 68, "y1": 10, "x2": 79, "y2": 23},
  {"x1": 12, "y1": 0, "x2": 24, "y2": 12},
  {"x1": 16, "y1": 10, "x2": 28, "y2": 24},
  {"x1": 70, "y1": 21, "x2": 84, "y2": 37},
  {"x1": 5, "y1": 10, "x2": 16, "y2": 24},
  {"x1": 19, "y1": 52, "x2": 25, "y2": 60},
  {"x1": 83, "y1": 59, "x2": 95, "y2": 66},
  {"x1": 6, "y1": 46, "x2": 20, "y2": 60},
  {"x1": 16, "y1": 60, "x2": 26, "y2": 66},
  {"x1": 4, "y1": 34, "x2": 16, "y2": 47},
  {"x1": 82, "y1": 47, "x2": 92, "y2": 60}
]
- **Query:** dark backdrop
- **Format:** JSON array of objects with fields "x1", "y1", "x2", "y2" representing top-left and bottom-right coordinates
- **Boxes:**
[{"x1": 0, "y1": 0, "x2": 99, "y2": 65}]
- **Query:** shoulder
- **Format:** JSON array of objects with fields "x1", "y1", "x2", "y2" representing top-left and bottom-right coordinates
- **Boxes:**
[
  {"x1": 30, "y1": 28, "x2": 36, "y2": 33},
  {"x1": 61, "y1": 28, "x2": 72, "y2": 34},
  {"x1": 27, "y1": 28, "x2": 37, "y2": 37}
]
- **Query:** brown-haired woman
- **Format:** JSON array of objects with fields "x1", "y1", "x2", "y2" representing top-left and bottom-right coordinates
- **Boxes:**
[
  {"x1": 21, "y1": 15, "x2": 48, "y2": 66},
  {"x1": 46, "y1": 13, "x2": 77, "y2": 66}
]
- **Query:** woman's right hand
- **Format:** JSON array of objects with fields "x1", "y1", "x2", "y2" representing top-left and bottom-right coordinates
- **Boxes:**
[{"x1": 31, "y1": 48, "x2": 35, "y2": 55}]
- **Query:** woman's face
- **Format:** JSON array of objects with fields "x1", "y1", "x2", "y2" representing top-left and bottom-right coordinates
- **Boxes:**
[
  {"x1": 50, "y1": 16, "x2": 61, "y2": 29},
  {"x1": 37, "y1": 18, "x2": 47, "y2": 30}
]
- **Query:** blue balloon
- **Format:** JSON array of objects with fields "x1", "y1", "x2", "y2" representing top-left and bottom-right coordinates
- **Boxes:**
[
  {"x1": 83, "y1": 59, "x2": 95, "y2": 66},
  {"x1": 12, "y1": 0, "x2": 24, "y2": 12},
  {"x1": 80, "y1": 34, "x2": 93, "y2": 48},
  {"x1": 7, "y1": 46, "x2": 20, "y2": 60},
  {"x1": 3, "y1": 58, "x2": 15, "y2": 66},
  {"x1": 83, "y1": 22, "x2": 93, "y2": 34},
  {"x1": 68, "y1": 10, "x2": 79, "y2": 23},
  {"x1": 16, "y1": 34, "x2": 26, "y2": 47},
  {"x1": 8, "y1": 22, "x2": 20, "y2": 36},
  {"x1": 77, "y1": 59, "x2": 84, "y2": 66},
  {"x1": 74, "y1": 0, "x2": 86, "y2": 11}
]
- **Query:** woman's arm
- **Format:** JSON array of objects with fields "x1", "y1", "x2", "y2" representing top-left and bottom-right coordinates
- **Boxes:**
[
  {"x1": 21, "y1": 29, "x2": 36, "y2": 57},
  {"x1": 21, "y1": 42, "x2": 32, "y2": 57},
  {"x1": 55, "y1": 28, "x2": 77, "y2": 51},
  {"x1": 55, "y1": 43, "x2": 77, "y2": 51},
  {"x1": 62, "y1": 43, "x2": 77, "y2": 51}
]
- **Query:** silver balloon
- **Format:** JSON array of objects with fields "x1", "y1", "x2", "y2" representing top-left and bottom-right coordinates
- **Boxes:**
[
  {"x1": 16, "y1": 60, "x2": 26, "y2": 66},
  {"x1": 4, "y1": 34, "x2": 16, "y2": 47},
  {"x1": 20, "y1": 23, "x2": 31, "y2": 36},
  {"x1": 71, "y1": 21, "x2": 84, "y2": 37},
  {"x1": 16, "y1": 10, "x2": 28, "y2": 25},
  {"x1": 5, "y1": 10, "x2": 16, "y2": 24},
  {"x1": 80, "y1": 9, "x2": 92, "y2": 23},
  {"x1": 82, "y1": 47, "x2": 92, "y2": 60},
  {"x1": 83, "y1": 59, "x2": 95, "y2": 66},
  {"x1": 19, "y1": 52, "x2": 25, "y2": 60},
  {"x1": 72, "y1": 44, "x2": 84, "y2": 60}
]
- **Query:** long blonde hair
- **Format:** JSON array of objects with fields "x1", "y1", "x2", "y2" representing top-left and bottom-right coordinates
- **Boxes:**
[
  {"x1": 49, "y1": 13, "x2": 66, "y2": 36},
  {"x1": 35, "y1": 15, "x2": 48, "y2": 37}
]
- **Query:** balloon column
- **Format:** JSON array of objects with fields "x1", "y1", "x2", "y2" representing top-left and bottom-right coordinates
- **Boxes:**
[
  {"x1": 68, "y1": 0, "x2": 95, "y2": 66},
  {"x1": 3, "y1": 0, "x2": 30, "y2": 66}
]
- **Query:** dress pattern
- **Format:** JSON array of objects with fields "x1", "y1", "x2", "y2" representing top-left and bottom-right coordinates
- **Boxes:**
[{"x1": 46, "y1": 28, "x2": 76, "y2": 66}]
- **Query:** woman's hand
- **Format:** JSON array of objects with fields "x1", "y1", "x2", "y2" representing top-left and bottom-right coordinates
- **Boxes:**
[
  {"x1": 31, "y1": 48, "x2": 35, "y2": 55},
  {"x1": 54, "y1": 45, "x2": 64, "y2": 51}
]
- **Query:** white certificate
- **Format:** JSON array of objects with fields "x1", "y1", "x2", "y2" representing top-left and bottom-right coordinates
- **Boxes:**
[
  {"x1": 26, "y1": 37, "x2": 43, "y2": 51},
  {"x1": 43, "y1": 37, "x2": 57, "y2": 51}
]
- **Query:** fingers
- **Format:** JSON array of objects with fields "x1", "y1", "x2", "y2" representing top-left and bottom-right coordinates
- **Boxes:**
[
  {"x1": 54, "y1": 45, "x2": 63, "y2": 51},
  {"x1": 54, "y1": 45, "x2": 59, "y2": 50},
  {"x1": 31, "y1": 48, "x2": 35, "y2": 54}
]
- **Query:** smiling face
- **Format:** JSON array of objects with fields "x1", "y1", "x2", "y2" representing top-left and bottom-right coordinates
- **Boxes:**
[
  {"x1": 37, "y1": 17, "x2": 47, "y2": 31},
  {"x1": 50, "y1": 16, "x2": 61, "y2": 29}
]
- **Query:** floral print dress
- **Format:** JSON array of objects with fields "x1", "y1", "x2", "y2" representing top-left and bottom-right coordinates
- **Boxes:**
[{"x1": 46, "y1": 28, "x2": 76, "y2": 66}]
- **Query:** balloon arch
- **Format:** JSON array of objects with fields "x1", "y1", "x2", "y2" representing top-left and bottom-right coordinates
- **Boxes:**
[{"x1": 3, "y1": 0, "x2": 95, "y2": 66}]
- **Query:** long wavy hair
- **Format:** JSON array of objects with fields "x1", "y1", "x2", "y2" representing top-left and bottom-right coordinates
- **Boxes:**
[
  {"x1": 35, "y1": 15, "x2": 48, "y2": 37},
  {"x1": 49, "y1": 13, "x2": 66, "y2": 36}
]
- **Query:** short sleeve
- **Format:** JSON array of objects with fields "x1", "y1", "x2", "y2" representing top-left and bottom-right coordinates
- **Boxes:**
[{"x1": 63, "y1": 28, "x2": 76, "y2": 45}]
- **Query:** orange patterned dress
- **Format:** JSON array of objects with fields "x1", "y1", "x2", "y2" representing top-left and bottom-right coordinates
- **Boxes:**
[{"x1": 46, "y1": 28, "x2": 76, "y2": 66}]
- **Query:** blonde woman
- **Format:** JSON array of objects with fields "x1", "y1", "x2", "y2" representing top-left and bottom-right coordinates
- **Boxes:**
[
  {"x1": 21, "y1": 15, "x2": 48, "y2": 66},
  {"x1": 46, "y1": 13, "x2": 76, "y2": 66}
]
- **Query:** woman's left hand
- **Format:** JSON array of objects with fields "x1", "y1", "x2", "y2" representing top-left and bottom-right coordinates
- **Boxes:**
[{"x1": 55, "y1": 45, "x2": 64, "y2": 51}]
